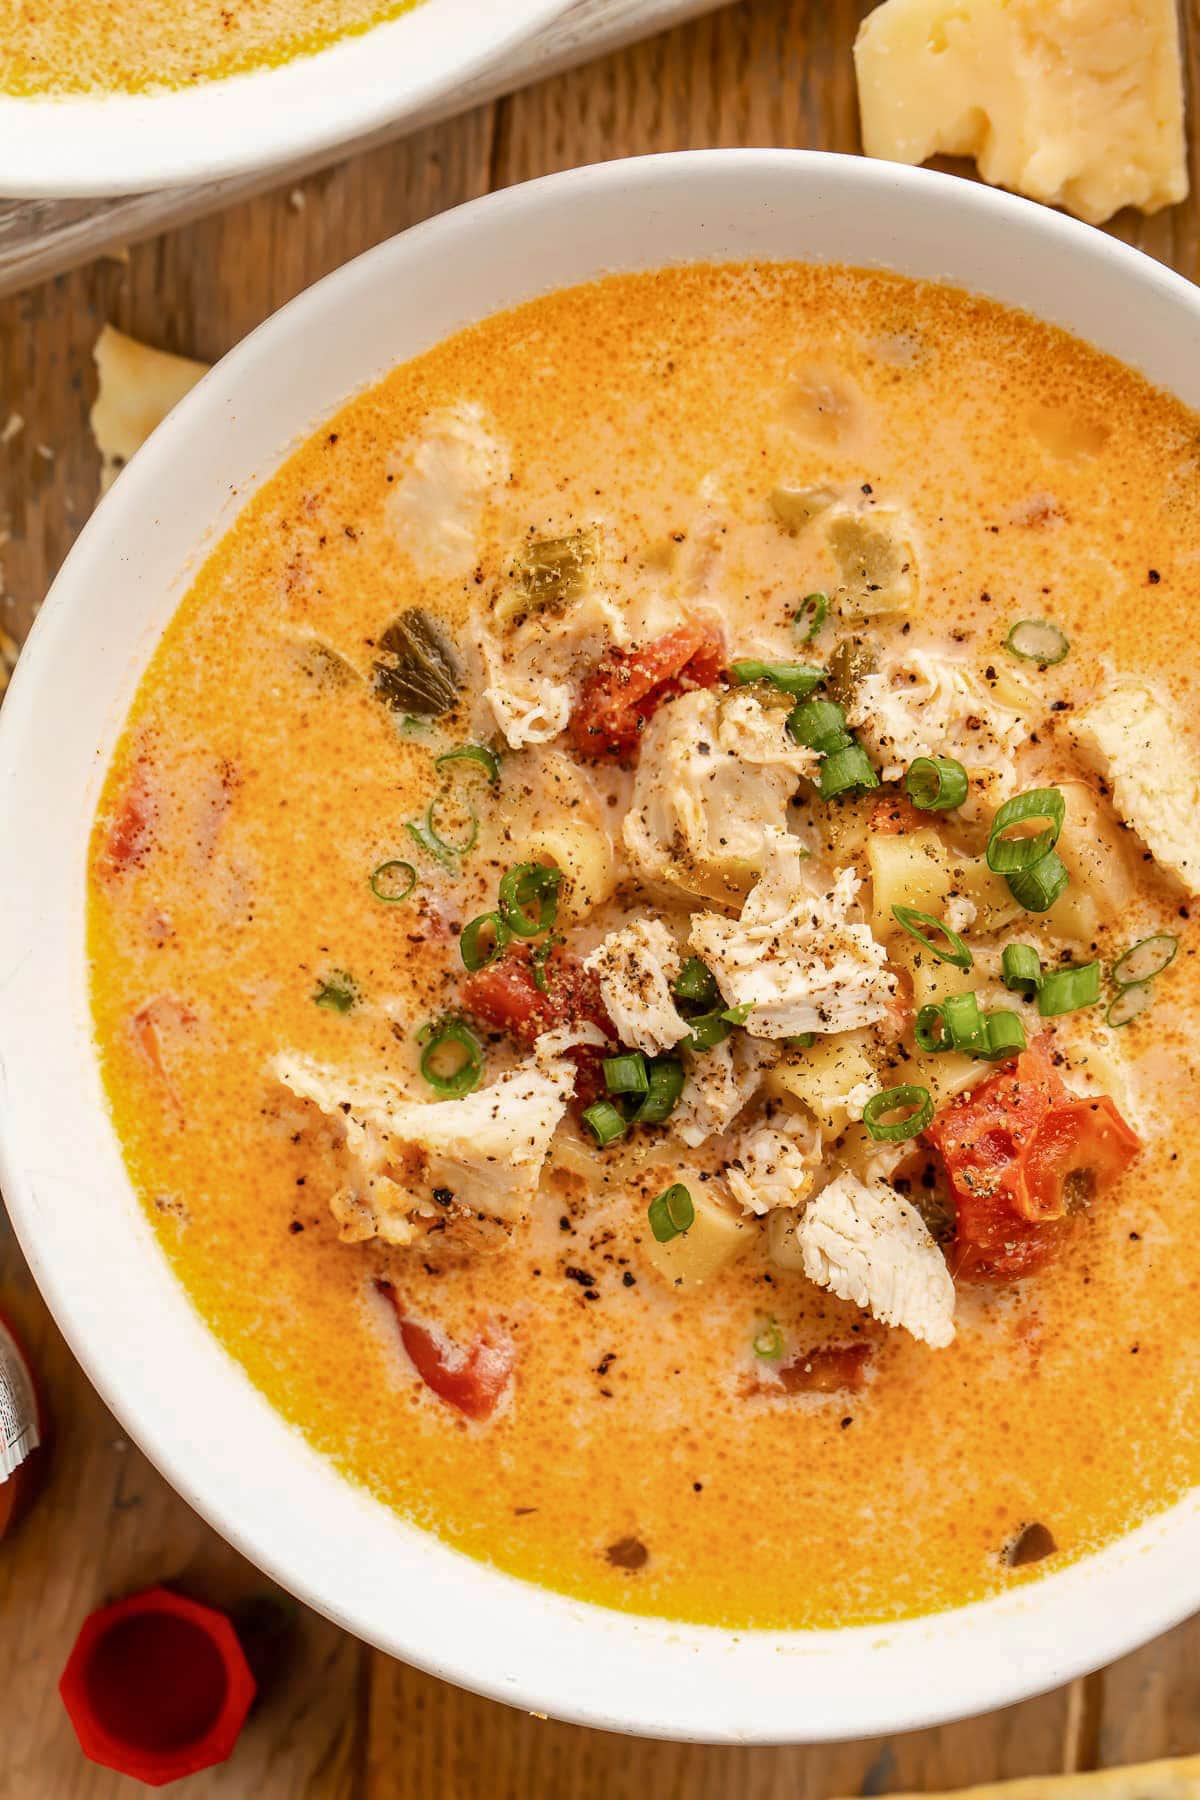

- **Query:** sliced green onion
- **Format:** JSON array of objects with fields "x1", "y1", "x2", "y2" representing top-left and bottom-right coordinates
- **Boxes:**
[
  {"x1": 788, "y1": 697, "x2": 846, "y2": 748},
  {"x1": 794, "y1": 593, "x2": 828, "y2": 641},
  {"x1": 820, "y1": 741, "x2": 879, "y2": 800},
  {"x1": 1002, "y1": 943, "x2": 1043, "y2": 997},
  {"x1": 1112, "y1": 933, "x2": 1178, "y2": 987},
  {"x1": 986, "y1": 788, "x2": 1066, "y2": 875},
  {"x1": 435, "y1": 743, "x2": 501, "y2": 784},
  {"x1": 813, "y1": 727, "x2": 855, "y2": 756},
  {"x1": 405, "y1": 815, "x2": 459, "y2": 873},
  {"x1": 459, "y1": 911, "x2": 511, "y2": 971},
  {"x1": 905, "y1": 755, "x2": 968, "y2": 812},
  {"x1": 729, "y1": 659, "x2": 826, "y2": 697},
  {"x1": 891, "y1": 904, "x2": 973, "y2": 970},
  {"x1": 915, "y1": 1003, "x2": 952, "y2": 1054},
  {"x1": 530, "y1": 934, "x2": 561, "y2": 994},
  {"x1": 1037, "y1": 960, "x2": 1101, "y2": 1018},
  {"x1": 313, "y1": 971, "x2": 357, "y2": 1013},
  {"x1": 647, "y1": 1183, "x2": 695, "y2": 1243},
  {"x1": 1005, "y1": 618, "x2": 1070, "y2": 666},
  {"x1": 1006, "y1": 849, "x2": 1070, "y2": 914},
  {"x1": 863, "y1": 1084, "x2": 934, "y2": 1143},
  {"x1": 631, "y1": 1057, "x2": 685, "y2": 1125},
  {"x1": 721, "y1": 1002, "x2": 754, "y2": 1026},
  {"x1": 417, "y1": 1017, "x2": 484, "y2": 1098},
  {"x1": 582, "y1": 1099, "x2": 627, "y2": 1147},
  {"x1": 752, "y1": 1319, "x2": 785, "y2": 1360},
  {"x1": 1106, "y1": 982, "x2": 1155, "y2": 1028},
  {"x1": 941, "y1": 991, "x2": 989, "y2": 1055},
  {"x1": 673, "y1": 957, "x2": 719, "y2": 1007},
  {"x1": 369, "y1": 859, "x2": 417, "y2": 904},
  {"x1": 978, "y1": 1010, "x2": 1027, "y2": 1061},
  {"x1": 603, "y1": 1052, "x2": 650, "y2": 1096},
  {"x1": 498, "y1": 861, "x2": 563, "y2": 938},
  {"x1": 784, "y1": 1031, "x2": 816, "y2": 1050},
  {"x1": 685, "y1": 1009, "x2": 732, "y2": 1052},
  {"x1": 427, "y1": 790, "x2": 479, "y2": 857}
]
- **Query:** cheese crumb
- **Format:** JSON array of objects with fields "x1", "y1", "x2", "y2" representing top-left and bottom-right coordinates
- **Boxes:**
[{"x1": 854, "y1": 0, "x2": 1187, "y2": 226}]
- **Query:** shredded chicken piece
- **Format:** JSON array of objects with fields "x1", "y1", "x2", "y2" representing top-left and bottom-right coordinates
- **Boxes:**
[
  {"x1": 671, "y1": 1035, "x2": 773, "y2": 1148},
  {"x1": 1068, "y1": 682, "x2": 1200, "y2": 894},
  {"x1": 723, "y1": 1120, "x2": 821, "y2": 1215},
  {"x1": 386, "y1": 401, "x2": 508, "y2": 578},
  {"x1": 583, "y1": 917, "x2": 689, "y2": 1057},
  {"x1": 849, "y1": 648, "x2": 1028, "y2": 782},
  {"x1": 272, "y1": 1032, "x2": 575, "y2": 1248},
  {"x1": 690, "y1": 838, "x2": 896, "y2": 1037},
  {"x1": 797, "y1": 1169, "x2": 956, "y2": 1348}
]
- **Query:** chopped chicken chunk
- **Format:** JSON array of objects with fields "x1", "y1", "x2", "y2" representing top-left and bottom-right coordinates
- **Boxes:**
[
  {"x1": 624, "y1": 688, "x2": 817, "y2": 902},
  {"x1": 690, "y1": 838, "x2": 896, "y2": 1037},
  {"x1": 272, "y1": 1033, "x2": 574, "y2": 1247},
  {"x1": 583, "y1": 917, "x2": 689, "y2": 1057},
  {"x1": 386, "y1": 402, "x2": 508, "y2": 579},
  {"x1": 849, "y1": 649, "x2": 1029, "y2": 782},
  {"x1": 797, "y1": 1169, "x2": 956, "y2": 1348},
  {"x1": 723, "y1": 1120, "x2": 821, "y2": 1215},
  {"x1": 671, "y1": 1034, "x2": 773, "y2": 1148},
  {"x1": 1068, "y1": 682, "x2": 1200, "y2": 894}
]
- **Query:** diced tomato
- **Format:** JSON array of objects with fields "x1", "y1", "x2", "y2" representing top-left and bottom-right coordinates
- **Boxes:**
[
  {"x1": 567, "y1": 620, "x2": 725, "y2": 761},
  {"x1": 376, "y1": 1283, "x2": 514, "y2": 1421},
  {"x1": 99, "y1": 758, "x2": 158, "y2": 878},
  {"x1": 462, "y1": 944, "x2": 615, "y2": 1105},
  {"x1": 925, "y1": 1038, "x2": 1141, "y2": 1282},
  {"x1": 870, "y1": 794, "x2": 925, "y2": 836},
  {"x1": 777, "y1": 1343, "x2": 872, "y2": 1395}
]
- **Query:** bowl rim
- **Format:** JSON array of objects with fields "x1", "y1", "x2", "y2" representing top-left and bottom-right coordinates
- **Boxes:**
[
  {"x1": 0, "y1": 0, "x2": 571, "y2": 198},
  {"x1": 3, "y1": 148, "x2": 1200, "y2": 1744}
]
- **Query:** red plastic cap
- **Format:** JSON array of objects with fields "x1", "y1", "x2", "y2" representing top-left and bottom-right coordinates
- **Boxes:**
[{"x1": 60, "y1": 1585, "x2": 256, "y2": 1786}]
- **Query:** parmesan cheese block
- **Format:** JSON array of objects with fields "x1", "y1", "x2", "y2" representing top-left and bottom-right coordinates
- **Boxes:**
[{"x1": 854, "y1": 0, "x2": 1188, "y2": 226}]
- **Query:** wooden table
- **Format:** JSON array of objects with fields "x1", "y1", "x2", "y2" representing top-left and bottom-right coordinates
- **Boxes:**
[{"x1": 2, "y1": 2, "x2": 1199, "y2": 1793}]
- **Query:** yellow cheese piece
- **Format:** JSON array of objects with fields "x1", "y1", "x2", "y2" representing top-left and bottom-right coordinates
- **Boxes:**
[{"x1": 854, "y1": 0, "x2": 1187, "y2": 226}]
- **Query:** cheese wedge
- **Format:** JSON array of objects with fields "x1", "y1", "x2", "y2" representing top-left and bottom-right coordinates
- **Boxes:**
[{"x1": 854, "y1": 0, "x2": 1188, "y2": 225}]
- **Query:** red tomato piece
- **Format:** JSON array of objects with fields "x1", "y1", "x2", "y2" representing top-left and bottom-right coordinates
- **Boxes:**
[
  {"x1": 99, "y1": 758, "x2": 158, "y2": 878},
  {"x1": 377, "y1": 1284, "x2": 515, "y2": 1421},
  {"x1": 777, "y1": 1343, "x2": 872, "y2": 1395},
  {"x1": 462, "y1": 944, "x2": 615, "y2": 1105},
  {"x1": 567, "y1": 620, "x2": 725, "y2": 761},
  {"x1": 925, "y1": 1038, "x2": 1141, "y2": 1282}
]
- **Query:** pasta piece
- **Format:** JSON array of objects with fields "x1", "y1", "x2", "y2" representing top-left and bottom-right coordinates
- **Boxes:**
[
  {"x1": 90, "y1": 324, "x2": 209, "y2": 493},
  {"x1": 827, "y1": 507, "x2": 919, "y2": 616}
]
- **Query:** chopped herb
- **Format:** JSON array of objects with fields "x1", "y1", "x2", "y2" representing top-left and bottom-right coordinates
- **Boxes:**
[{"x1": 313, "y1": 971, "x2": 357, "y2": 1013}]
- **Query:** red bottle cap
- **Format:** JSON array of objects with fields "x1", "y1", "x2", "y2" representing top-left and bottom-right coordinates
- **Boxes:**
[{"x1": 60, "y1": 1585, "x2": 257, "y2": 1786}]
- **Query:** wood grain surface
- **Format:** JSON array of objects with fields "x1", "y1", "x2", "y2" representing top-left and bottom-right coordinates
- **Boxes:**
[{"x1": 1, "y1": 2, "x2": 1199, "y2": 1795}]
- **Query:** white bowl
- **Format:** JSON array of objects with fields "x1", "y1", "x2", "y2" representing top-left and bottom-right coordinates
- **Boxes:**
[
  {"x1": 0, "y1": 0, "x2": 570, "y2": 198},
  {"x1": 2, "y1": 151, "x2": 1198, "y2": 1744}
]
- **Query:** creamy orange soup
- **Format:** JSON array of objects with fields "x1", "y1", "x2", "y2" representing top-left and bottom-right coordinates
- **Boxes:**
[
  {"x1": 3, "y1": 0, "x2": 420, "y2": 96},
  {"x1": 89, "y1": 264, "x2": 1200, "y2": 1630}
]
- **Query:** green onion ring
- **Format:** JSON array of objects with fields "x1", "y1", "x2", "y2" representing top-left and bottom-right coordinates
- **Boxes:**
[
  {"x1": 459, "y1": 911, "x2": 511, "y2": 972},
  {"x1": 1005, "y1": 848, "x2": 1070, "y2": 914},
  {"x1": 892, "y1": 904, "x2": 974, "y2": 970},
  {"x1": 788, "y1": 697, "x2": 847, "y2": 748},
  {"x1": 915, "y1": 1003, "x2": 952, "y2": 1054},
  {"x1": 1037, "y1": 961, "x2": 1101, "y2": 1018},
  {"x1": 1112, "y1": 933, "x2": 1178, "y2": 987},
  {"x1": 603, "y1": 1052, "x2": 650, "y2": 1096},
  {"x1": 905, "y1": 755, "x2": 969, "y2": 812},
  {"x1": 684, "y1": 1009, "x2": 732, "y2": 1053},
  {"x1": 417, "y1": 1017, "x2": 484, "y2": 1098},
  {"x1": 631, "y1": 1057, "x2": 685, "y2": 1125},
  {"x1": 435, "y1": 743, "x2": 501, "y2": 784},
  {"x1": 405, "y1": 816, "x2": 459, "y2": 873},
  {"x1": 582, "y1": 1099, "x2": 627, "y2": 1147},
  {"x1": 1005, "y1": 619, "x2": 1070, "y2": 666},
  {"x1": 978, "y1": 1010, "x2": 1027, "y2": 1061},
  {"x1": 986, "y1": 787, "x2": 1066, "y2": 875},
  {"x1": 1002, "y1": 942, "x2": 1043, "y2": 997},
  {"x1": 498, "y1": 861, "x2": 563, "y2": 938},
  {"x1": 647, "y1": 1183, "x2": 695, "y2": 1243},
  {"x1": 673, "y1": 957, "x2": 719, "y2": 1007},
  {"x1": 941, "y1": 991, "x2": 989, "y2": 1055},
  {"x1": 369, "y1": 859, "x2": 418, "y2": 904},
  {"x1": 752, "y1": 1319, "x2": 785, "y2": 1360},
  {"x1": 794, "y1": 593, "x2": 828, "y2": 642},
  {"x1": 862, "y1": 1084, "x2": 934, "y2": 1143},
  {"x1": 819, "y1": 741, "x2": 880, "y2": 800},
  {"x1": 1106, "y1": 982, "x2": 1155, "y2": 1029},
  {"x1": 426, "y1": 789, "x2": 479, "y2": 857},
  {"x1": 729, "y1": 659, "x2": 826, "y2": 698}
]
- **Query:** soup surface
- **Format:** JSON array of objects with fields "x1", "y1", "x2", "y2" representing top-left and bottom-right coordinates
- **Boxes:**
[
  {"x1": 2, "y1": 0, "x2": 419, "y2": 96},
  {"x1": 89, "y1": 263, "x2": 1200, "y2": 1630}
]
